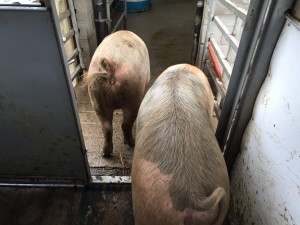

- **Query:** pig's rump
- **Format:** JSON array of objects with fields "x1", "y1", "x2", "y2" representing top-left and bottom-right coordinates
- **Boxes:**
[
  {"x1": 83, "y1": 30, "x2": 150, "y2": 156},
  {"x1": 85, "y1": 64, "x2": 145, "y2": 110},
  {"x1": 131, "y1": 64, "x2": 229, "y2": 225},
  {"x1": 85, "y1": 30, "x2": 150, "y2": 110},
  {"x1": 132, "y1": 160, "x2": 227, "y2": 225}
]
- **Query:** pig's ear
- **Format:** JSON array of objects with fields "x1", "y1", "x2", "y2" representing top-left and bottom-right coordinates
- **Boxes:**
[{"x1": 100, "y1": 58, "x2": 115, "y2": 75}]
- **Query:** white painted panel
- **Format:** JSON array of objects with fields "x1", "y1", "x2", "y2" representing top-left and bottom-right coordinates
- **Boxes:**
[{"x1": 230, "y1": 18, "x2": 300, "y2": 224}]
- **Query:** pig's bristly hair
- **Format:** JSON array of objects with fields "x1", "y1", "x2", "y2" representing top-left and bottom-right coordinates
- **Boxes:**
[
  {"x1": 84, "y1": 71, "x2": 108, "y2": 90},
  {"x1": 134, "y1": 64, "x2": 229, "y2": 219}
]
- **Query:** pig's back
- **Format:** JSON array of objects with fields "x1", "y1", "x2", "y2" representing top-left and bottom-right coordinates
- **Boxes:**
[{"x1": 132, "y1": 64, "x2": 229, "y2": 225}]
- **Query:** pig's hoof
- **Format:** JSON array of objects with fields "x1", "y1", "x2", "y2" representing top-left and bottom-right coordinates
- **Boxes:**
[
  {"x1": 102, "y1": 152, "x2": 112, "y2": 158},
  {"x1": 102, "y1": 143, "x2": 113, "y2": 157},
  {"x1": 124, "y1": 138, "x2": 135, "y2": 148}
]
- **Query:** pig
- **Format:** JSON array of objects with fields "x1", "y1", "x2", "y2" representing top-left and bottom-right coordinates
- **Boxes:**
[
  {"x1": 84, "y1": 30, "x2": 150, "y2": 157},
  {"x1": 131, "y1": 64, "x2": 230, "y2": 225}
]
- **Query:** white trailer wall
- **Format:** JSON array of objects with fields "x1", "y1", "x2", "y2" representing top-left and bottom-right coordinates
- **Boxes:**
[{"x1": 230, "y1": 13, "x2": 300, "y2": 225}]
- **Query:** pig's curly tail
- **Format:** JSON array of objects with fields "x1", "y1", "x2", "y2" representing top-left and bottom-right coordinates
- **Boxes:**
[{"x1": 83, "y1": 71, "x2": 107, "y2": 90}]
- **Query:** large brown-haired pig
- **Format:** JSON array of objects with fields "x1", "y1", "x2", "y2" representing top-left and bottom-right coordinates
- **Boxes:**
[
  {"x1": 131, "y1": 64, "x2": 230, "y2": 225},
  {"x1": 84, "y1": 30, "x2": 150, "y2": 157}
]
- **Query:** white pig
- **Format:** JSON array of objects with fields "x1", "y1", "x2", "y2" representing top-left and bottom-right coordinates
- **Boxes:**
[
  {"x1": 132, "y1": 64, "x2": 230, "y2": 225},
  {"x1": 85, "y1": 30, "x2": 150, "y2": 157}
]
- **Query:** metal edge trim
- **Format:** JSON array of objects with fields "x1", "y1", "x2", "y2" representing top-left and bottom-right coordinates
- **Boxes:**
[
  {"x1": 286, "y1": 13, "x2": 300, "y2": 31},
  {"x1": 0, "y1": 5, "x2": 45, "y2": 11}
]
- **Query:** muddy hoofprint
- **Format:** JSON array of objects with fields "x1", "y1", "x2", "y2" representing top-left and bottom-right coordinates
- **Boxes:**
[
  {"x1": 85, "y1": 30, "x2": 150, "y2": 157},
  {"x1": 131, "y1": 64, "x2": 230, "y2": 225}
]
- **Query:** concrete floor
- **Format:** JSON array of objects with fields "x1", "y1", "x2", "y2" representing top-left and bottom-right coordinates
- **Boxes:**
[
  {"x1": 76, "y1": 0, "x2": 199, "y2": 176},
  {"x1": 127, "y1": 0, "x2": 198, "y2": 77}
]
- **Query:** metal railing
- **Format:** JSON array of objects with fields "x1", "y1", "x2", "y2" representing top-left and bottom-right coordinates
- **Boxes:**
[
  {"x1": 199, "y1": 0, "x2": 250, "y2": 115},
  {"x1": 105, "y1": 0, "x2": 127, "y2": 33},
  {"x1": 54, "y1": 0, "x2": 86, "y2": 83}
]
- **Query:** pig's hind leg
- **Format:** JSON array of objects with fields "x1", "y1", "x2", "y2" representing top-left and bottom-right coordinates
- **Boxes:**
[
  {"x1": 95, "y1": 108, "x2": 114, "y2": 157},
  {"x1": 122, "y1": 107, "x2": 138, "y2": 148}
]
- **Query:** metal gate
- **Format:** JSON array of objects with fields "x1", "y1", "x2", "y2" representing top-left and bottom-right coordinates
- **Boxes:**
[
  {"x1": 0, "y1": 1, "x2": 90, "y2": 184},
  {"x1": 199, "y1": 0, "x2": 249, "y2": 116}
]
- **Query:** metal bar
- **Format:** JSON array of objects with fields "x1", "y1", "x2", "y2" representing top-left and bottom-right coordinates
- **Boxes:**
[
  {"x1": 218, "y1": 0, "x2": 247, "y2": 21},
  {"x1": 109, "y1": 0, "x2": 127, "y2": 33},
  {"x1": 216, "y1": 0, "x2": 295, "y2": 173},
  {"x1": 124, "y1": 0, "x2": 127, "y2": 29},
  {"x1": 112, "y1": 12, "x2": 125, "y2": 32},
  {"x1": 106, "y1": 0, "x2": 112, "y2": 33},
  {"x1": 62, "y1": 29, "x2": 75, "y2": 43},
  {"x1": 286, "y1": 13, "x2": 300, "y2": 31},
  {"x1": 106, "y1": 0, "x2": 114, "y2": 5},
  {"x1": 231, "y1": 15, "x2": 239, "y2": 37},
  {"x1": 238, "y1": 21, "x2": 245, "y2": 40},
  {"x1": 95, "y1": 0, "x2": 108, "y2": 44},
  {"x1": 225, "y1": 46, "x2": 232, "y2": 65},
  {"x1": 200, "y1": 0, "x2": 217, "y2": 69},
  {"x1": 206, "y1": 60, "x2": 226, "y2": 98},
  {"x1": 191, "y1": 0, "x2": 204, "y2": 65},
  {"x1": 0, "y1": 5, "x2": 45, "y2": 11},
  {"x1": 67, "y1": 48, "x2": 79, "y2": 62},
  {"x1": 225, "y1": 15, "x2": 239, "y2": 66},
  {"x1": 67, "y1": 0, "x2": 86, "y2": 70},
  {"x1": 58, "y1": 9, "x2": 70, "y2": 22},
  {"x1": 0, "y1": 183, "x2": 84, "y2": 188},
  {"x1": 71, "y1": 64, "x2": 81, "y2": 81},
  {"x1": 208, "y1": 43, "x2": 222, "y2": 79},
  {"x1": 209, "y1": 37, "x2": 232, "y2": 78},
  {"x1": 232, "y1": 15, "x2": 243, "y2": 39},
  {"x1": 214, "y1": 16, "x2": 239, "y2": 52}
]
